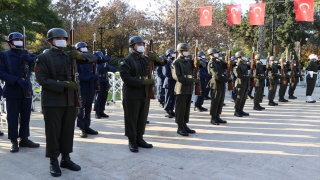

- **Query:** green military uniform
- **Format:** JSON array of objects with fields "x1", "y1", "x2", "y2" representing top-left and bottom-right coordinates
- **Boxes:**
[
  {"x1": 253, "y1": 55, "x2": 266, "y2": 110},
  {"x1": 207, "y1": 56, "x2": 228, "y2": 124},
  {"x1": 267, "y1": 57, "x2": 281, "y2": 106},
  {"x1": 288, "y1": 65, "x2": 300, "y2": 99},
  {"x1": 234, "y1": 57, "x2": 250, "y2": 117},
  {"x1": 278, "y1": 61, "x2": 290, "y2": 102},
  {"x1": 35, "y1": 48, "x2": 96, "y2": 158}
]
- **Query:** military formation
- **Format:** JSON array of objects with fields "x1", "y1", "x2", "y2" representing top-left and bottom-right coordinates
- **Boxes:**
[{"x1": 0, "y1": 27, "x2": 319, "y2": 178}]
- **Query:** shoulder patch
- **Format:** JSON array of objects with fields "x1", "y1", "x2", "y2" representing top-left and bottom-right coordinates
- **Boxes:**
[
  {"x1": 35, "y1": 57, "x2": 39, "y2": 63},
  {"x1": 118, "y1": 59, "x2": 125, "y2": 66}
]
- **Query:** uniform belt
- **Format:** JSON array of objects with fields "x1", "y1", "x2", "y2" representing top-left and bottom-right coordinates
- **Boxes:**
[
  {"x1": 184, "y1": 75, "x2": 192, "y2": 78},
  {"x1": 99, "y1": 74, "x2": 106, "y2": 77}
]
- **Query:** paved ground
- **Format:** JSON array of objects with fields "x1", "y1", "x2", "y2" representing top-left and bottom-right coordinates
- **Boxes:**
[{"x1": 0, "y1": 86, "x2": 319, "y2": 180}]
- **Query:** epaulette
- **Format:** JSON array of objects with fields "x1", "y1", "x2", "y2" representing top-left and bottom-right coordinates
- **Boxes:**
[{"x1": 118, "y1": 59, "x2": 130, "y2": 69}]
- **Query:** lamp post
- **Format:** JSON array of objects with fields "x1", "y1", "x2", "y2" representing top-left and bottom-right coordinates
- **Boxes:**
[{"x1": 98, "y1": 25, "x2": 105, "y2": 51}]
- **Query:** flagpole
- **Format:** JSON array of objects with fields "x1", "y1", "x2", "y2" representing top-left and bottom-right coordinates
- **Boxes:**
[{"x1": 175, "y1": 0, "x2": 178, "y2": 51}]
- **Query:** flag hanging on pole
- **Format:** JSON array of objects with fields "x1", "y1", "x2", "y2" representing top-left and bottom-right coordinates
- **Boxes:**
[
  {"x1": 227, "y1": 5, "x2": 242, "y2": 25},
  {"x1": 199, "y1": 6, "x2": 212, "y2": 26},
  {"x1": 249, "y1": 3, "x2": 266, "y2": 25},
  {"x1": 294, "y1": 0, "x2": 314, "y2": 22}
]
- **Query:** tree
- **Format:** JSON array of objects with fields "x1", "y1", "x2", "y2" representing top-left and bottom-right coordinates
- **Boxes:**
[{"x1": 0, "y1": 0, "x2": 63, "y2": 51}]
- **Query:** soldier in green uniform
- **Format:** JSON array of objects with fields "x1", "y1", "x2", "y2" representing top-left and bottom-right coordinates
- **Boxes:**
[
  {"x1": 35, "y1": 28, "x2": 97, "y2": 177},
  {"x1": 233, "y1": 51, "x2": 250, "y2": 117},
  {"x1": 278, "y1": 58, "x2": 290, "y2": 102},
  {"x1": 207, "y1": 48, "x2": 228, "y2": 125},
  {"x1": 288, "y1": 59, "x2": 301, "y2": 99},
  {"x1": 171, "y1": 43, "x2": 200, "y2": 136},
  {"x1": 253, "y1": 54, "x2": 266, "y2": 111},
  {"x1": 267, "y1": 56, "x2": 280, "y2": 106},
  {"x1": 305, "y1": 54, "x2": 320, "y2": 103},
  {"x1": 118, "y1": 36, "x2": 166, "y2": 153}
]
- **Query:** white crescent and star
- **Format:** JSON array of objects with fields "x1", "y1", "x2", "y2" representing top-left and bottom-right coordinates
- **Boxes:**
[
  {"x1": 231, "y1": 7, "x2": 238, "y2": 17},
  {"x1": 203, "y1": 10, "x2": 210, "y2": 19},
  {"x1": 299, "y1": 3, "x2": 310, "y2": 13},
  {"x1": 253, "y1": 7, "x2": 262, "y2": 17}
]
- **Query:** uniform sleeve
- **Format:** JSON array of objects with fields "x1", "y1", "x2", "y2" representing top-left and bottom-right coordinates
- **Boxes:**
[
  {"x1": 164, "y1": 61, "x2": 174, "y2": 80},
  {"x1": 34, "y1": 56, "x2": 65, "y2": 93},
  {"x1": 172, "y1": 61, "x2": 193, "y2": 85},
  {"x1": 234, "y1": 64, "x2": 249, "y2": 80},
  {"x1": 156, "y1": 66, "x2": 165, "y2": 79},
  {"x1": 77, "y1": 52, "x2": 97, "y2": 64},
  {"x1": 0, "y1": 52, "x2": 20, "y2": 85},
  {"x1": 210, "y1": 62, "x2": 228, "y2": 82},
  {"x1": 78, "y1": 65, "x2": 91, "y2": 82},
  {"x1": 106, "y1": 64, "x2": 117, "y2": 73},
  {"x1": 118, "y1": 59, "x2": 143, "y2": 88}
]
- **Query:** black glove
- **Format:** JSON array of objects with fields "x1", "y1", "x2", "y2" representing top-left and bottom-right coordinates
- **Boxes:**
[
  {"x1": 148, "y1": 52, "x2": 162, "y2": 62},
  {"x1": 142, "y1": 79, "x2": 155, "y2": 85},
  {"x1": 17, "y1": 79, "x2": 28, "y2": 89},
  {"x1": 64, "y1": 81, "x2": 78, "y2": 90}
]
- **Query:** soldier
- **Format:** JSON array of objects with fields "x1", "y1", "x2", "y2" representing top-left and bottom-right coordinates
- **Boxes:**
[
  {"x1": 207, "y1": 48, "x2": 228, "y2": 125},
  {"x1": 93, "y1": 51, "x2": 117, "y2": 119},
  {"x1": 0, "y1": 32, "x2": 40, "y2": 153},
  {"x1": 305, "y1": 54, "x2": 320, "y2": 103},
  {"x1": 163, "y1": 49, "x2": 176, "y2": 118},
  {"x1": 233, "y1": 51, "x2": 250, "y2": 117},
  {"x1": 278, "y1": 58, "x2": 290, "y2": 102},
  {"x1": 288, "y1": 58, "x2": 300, "y2": 99},
  {"x1": 118, "y1": 36, "x2": 166, "y2": 153},
  {"x1": 0, "y1": 86, "x2": 3, "y2": 136},
  {"x1": 253, "y1": 54, "x2": 266, "y2": 110},
  {"x1": 267, "y1": 56, "x2": 280, "y2": 106},
  {"x1": 171, "y1": 43, "x2": 200, "y2": 136},
  {"x1": 230, "y1": 56, "x2": 237, "y2": 102},
  {"x1": 75, "y1": 42, "x2": 99, "y2": 138},
  {"x1": 247, "y1": 58, "x2": 254, "y2": 100},
  {"x1": 35, "y1": 28, "x2": 97, "y2": 177},
  {"x1": 156, "y1": 56, "x2": 166, "y2": 107},
  {"x1": 194, "y1": 51, "x2": 209, "y2": 112}
]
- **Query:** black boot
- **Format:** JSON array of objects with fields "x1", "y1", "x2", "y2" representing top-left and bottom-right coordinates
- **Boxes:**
[
  {"x1": 253, "y1": 103, "x2": 262, "y2": 111},
  {"x1": 177, "y1": 124, "x2": 189, "y2": 136},
  {"x1": 210, "y1": 116, "x2": 219, "y2": 125},
  {"x1": 258, "y1": 104, "x2": 265, "y2": 109},
  {"x1": 19, "y1": 138, "x2": 40, "y2": 148},
  {"x1": 183, "y1": 123, "x2": 196, "y2": 133},
  {"x1": 137, "y1": 136, "x2": 153, "y2": 148},
  {"x1": 79, "y1": 128, "x2": 87, "y2": 138},
  {"x1": 50, "y1": 158, "x2": 61, "y2": 177},
  {"x1": 95, "y1": 112, "x2": 101, "y2": 119},
  {"x1": 216, "y1": 115, "x2": 227, "y2": 123},
  {"x1": 169, "y1": 110, "x2": 175, "y2": 117},
  {"x1": 240, "y1": 109, "x2": 249, "y2": 116},
  {"x1": 234, "y1": 110, "x2": 243, "y2": 117},
  {"x1": 0, "y1": 130, "x2": 3, "y2": 136},
  {"x1": 10, "y1": 139, "x2": 19, "y2": 153},
  {"x1": 128, "y1": 137, "x2": 139, "y2": 152},
  {"x1": 60, "y1": 154, "x2": 81, "y2": 171},
  {"x1": 100, "y1": 112, "x2": 109, "y2": 118},
  {"x1": 85, "y1": 127, "x2": 98, "y2": 135},
  {"x1": 165, "y1": 111, "x2": 173, "y2": 118},
  {"x1": 268, "y1": 101, "x2": 276, "y2": 106}
]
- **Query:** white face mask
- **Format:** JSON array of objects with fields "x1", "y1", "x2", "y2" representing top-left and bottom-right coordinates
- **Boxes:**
[
  {"x1": 242, "y1": 57, "x2": 246, "y2": 60},
  {"x1": 136, "y1": 46, "x2": 145, "y2": 53},
  {"x1": 80, "y1": 47, "x2": 88, "y2": 52},
  {"x1": 171, "y1": 54, "x2": 176, "y2": 58},
  {"x1": 55, "y1": 40, "x2": 67, "y2": 47},
  {"x1": 201, "y1": 56, "x2": 205, "y2": 59},
  {"x1": 213, "y1": 53, "x2": 219, "y2": 57},
  {"x1": 13, "y1": 41, "x2": 23, "y2": 47},
  {"x1": 274, "y1": 61, "x2": 278, "y2": 64},
  {"x1": 219, "y1": 57, "x2": 222, "y2": 60},
  {"x1": 183, "y1": 52, "x2": 189, "y2": 57}
]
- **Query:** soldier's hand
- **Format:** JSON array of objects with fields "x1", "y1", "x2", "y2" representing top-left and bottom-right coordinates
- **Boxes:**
[
  {"x1": 229, "y1": 61, "x2": 235, "y2": 66},
  {"x1": 69, "y1": 48, "x2": 85, "y2": 60},
  {"x1": 148, "y1": 52, "x2": 162, "y2": 62},
  {"x1": 21, "y1": 54, "x2": 36, "y2": 63},
  {"x1": 192, "y1": 78, "x2": 200, "y2": 83},
  {"x1": 17, "y1": 79, "x2": 28, "y2": 89},
  {"x1": 228, "y1": 77, "x2": 233, "y2": 81},
  {"x1": 194, "y1": 60, "x2": 201, "y2": 66},
  {"x1": 142, "y1": 79, "x2": 155, "y2": 85},
  {"x1": 266, "y1": 64, "x2": 270, "y2": 69},
  {"x1": 64, "y1": 81, "x2": 78, "y2": 90}
]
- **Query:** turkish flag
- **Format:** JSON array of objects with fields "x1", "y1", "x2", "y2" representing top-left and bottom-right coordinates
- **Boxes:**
[
  {"x1": 294, "y1": 0, "x2": 314, "y2": 22},
  {"x1": 199, "y1": 6, "x2": 212, "y2": 26},
  {"x1": 227, "y1": 5, "x2": 241, "y2": 25},
  {"x1": 249, "y1": 3, "x2": 266, "y2": 25}
]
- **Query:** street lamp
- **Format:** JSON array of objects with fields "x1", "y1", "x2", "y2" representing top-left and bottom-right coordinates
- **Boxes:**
[{"x1": 98, "y1": 25, "x2": 105, "y2": 51}]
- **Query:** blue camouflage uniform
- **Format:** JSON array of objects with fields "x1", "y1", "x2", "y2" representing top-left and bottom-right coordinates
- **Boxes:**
[
  {"x1": 194, "y1": 57, "x2": 209, "y2": 109},
  {"x1": 156, "y1": 65, "x2": 165, "y2": 106}
]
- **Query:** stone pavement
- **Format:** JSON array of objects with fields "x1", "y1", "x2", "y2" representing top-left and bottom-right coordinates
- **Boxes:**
[{"x1": 0, "y1": 86, "x2": 319, "y2": 180}]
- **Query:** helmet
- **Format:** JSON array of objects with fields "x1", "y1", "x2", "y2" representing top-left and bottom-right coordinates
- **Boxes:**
[
  {"x1": 254, "y1": 54, "x2": 262, "y2": 60},
  {"x1": 235, "y1": 51, "x2": 245, "y2": 58},
  {"x1": 308, "y1": 54, "x2": 318, "y2": 60},
  {"x1": 207, "y1": 48, "x2": 219, "y2": 55},
  {"x1": 129, "y1": 36, "x2": 145, "y2": 47},
  {"x1": 75, "y1": 42, "x2": 88, "y2": 49},
  {"x1": 42, "y1": 49, "x2": 50, "y2": 53},
  {"x1": 269, "y1": 56, "x2": 277, "y2": 61},
  {"x1": 231, "y1": 56, "x2": 236, "y2": 61},
  {"x1": 165, "y1": 49, "x2": 175, "y2": 56},
  {"x1": 47, "y1": 28, "x2": 68, "y2": 41},
  {"x1": 176, "y1": 43, "x2": 190, "y2": 51},
  {"x1": 197, "y1": 51, "x2": 205, "y2": 57},
  {"x1": 7, "y1": 32, "x2": 23, "y2": 42}
]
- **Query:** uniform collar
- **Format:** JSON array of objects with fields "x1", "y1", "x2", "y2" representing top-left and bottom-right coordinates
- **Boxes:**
[{"x1": 49, "y1": 48, "x2": 67, "y2": 57}]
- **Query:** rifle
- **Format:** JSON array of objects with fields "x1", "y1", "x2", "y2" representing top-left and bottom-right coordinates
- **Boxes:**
[
  {"x1": 250, "y1": 47, "x2": 255, "y2": 87},
  {"x1": 266, "y1": 52, "x2": 270, "y2": 87},
  {"x1": 298, "y1": 55, "x2": 303, "y2": 82},
  {"x1": 227, "y1": 50, "x2": 233, "y2": 90},
  {"x1": 147, "y1": 38, "x2": 156, "y2": 99},
  {"x1": 92, "y1": 33, "x2": 100, "y2": 91},
  {"x1": 22, "y1": 26, "x2": 32, "y2": 98},
  {"x1": 280, "y1": 58, "x2": 287, "y2": 84},
  {"x1": 70, "y1": 18, "x2": 82, "y2": 108},
  {"x1": 193, "y1": 40, "x2": 201, "y2": 95},
  {"x1": 290, "y1": 54, "x2": 295, "y2": 84}
]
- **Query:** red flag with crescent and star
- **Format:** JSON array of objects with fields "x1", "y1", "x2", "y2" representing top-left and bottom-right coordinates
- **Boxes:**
[
  {"x1": 294, "y1": 0, "x2": 314, "y2": 22},
  {"x1": 199, "y1": 6, "x2": 212, "y2": 26},
  {"x1": 249, "y1": 3, "x2": 266, "y2": 25},
  {"x1": 227, "y1": 5, "x2": 242, "y2": 25}
]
